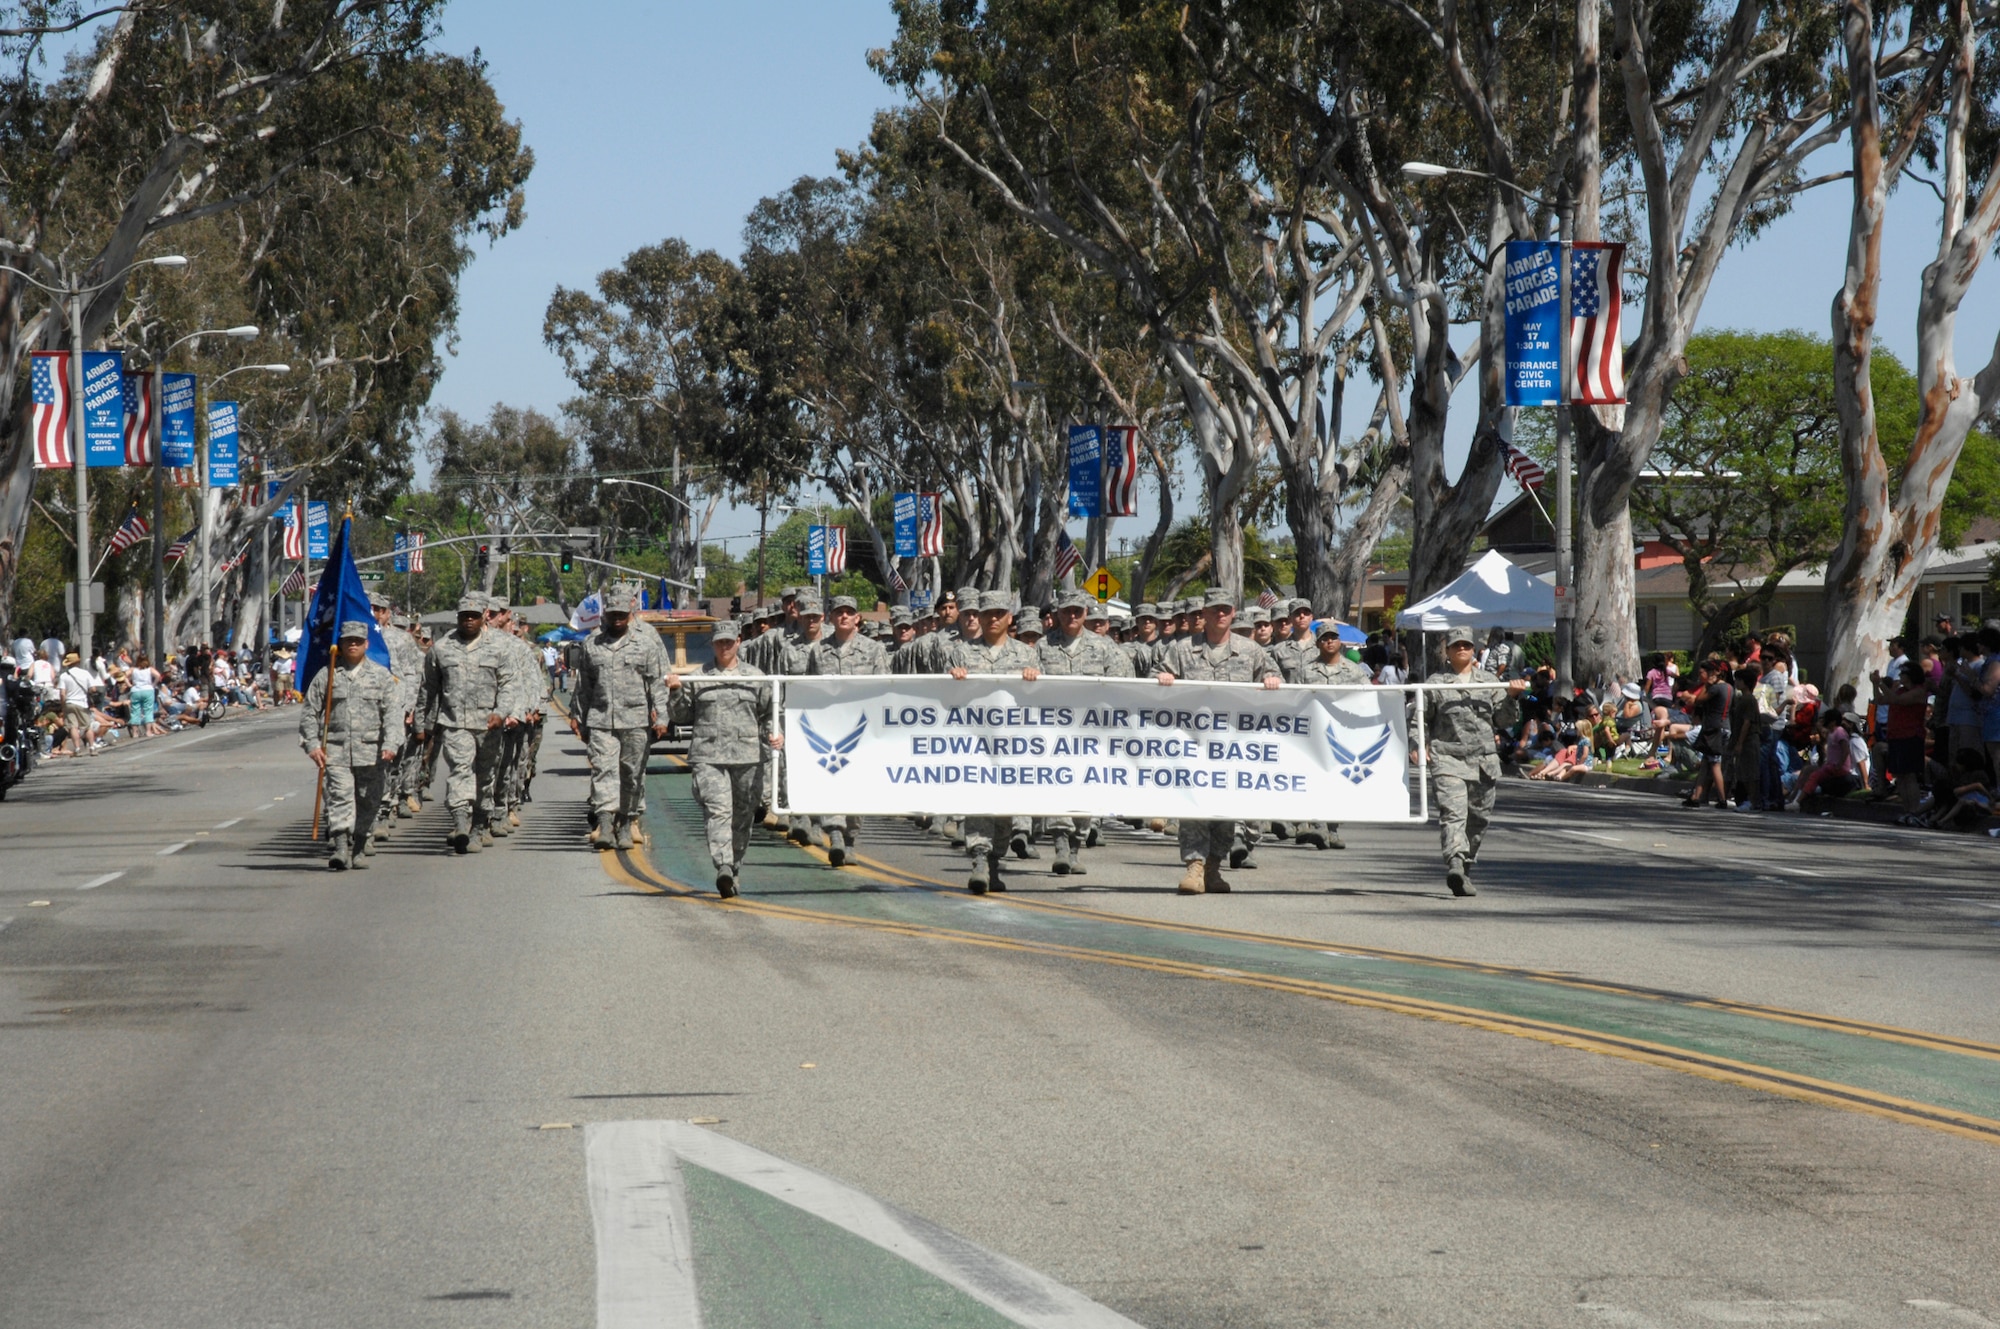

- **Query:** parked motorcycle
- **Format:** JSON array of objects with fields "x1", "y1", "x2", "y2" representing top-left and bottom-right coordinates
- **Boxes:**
[{"x1": 0, "y1": 662, "x2": 39, "y2": 799}]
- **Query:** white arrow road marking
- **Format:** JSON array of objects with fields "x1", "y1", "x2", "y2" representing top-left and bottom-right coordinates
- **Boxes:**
[
  {"x1": 1577, "y1": 1305, "x2": 1664, "y2": 1327},
  {"x1": 1908, "y1": 1302, "x2": 2000, "y2": 1327},
  {"x1": 75, "y1": 872, "x2": 123, "y2": 891},
  {"x1": 584, "y1": 1120, "x2": 1144, "y2": 1329},
  {"x1": 1686, "y1": 1301, "x2": 1854, "y2": 1323}
]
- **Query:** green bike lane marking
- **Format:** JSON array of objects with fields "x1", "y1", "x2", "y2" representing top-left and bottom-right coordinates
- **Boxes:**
[{"x1": 636, "y1": 772, "x2": 2000, "y2": 1139}]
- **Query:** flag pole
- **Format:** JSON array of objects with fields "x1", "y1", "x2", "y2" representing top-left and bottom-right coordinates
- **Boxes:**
[{"x1": 309, "y1": 507, "x2": 352, "y2": 841}]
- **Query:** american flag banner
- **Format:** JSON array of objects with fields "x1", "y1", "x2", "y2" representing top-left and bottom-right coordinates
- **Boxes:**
[
  {"x1": 106, "y1": 509, "x2": 151, "y2": 555},
  {"x1": 163, "y1": 529, "x2": 196, "y2": 564},
  {"x1": 121, "y1": 372, "x2": 153, "y2": 466},
  {"x1": 282, "y1": 501, "x2": 304, "y2": 560},
  {"x1": 1104, "y1": 426, "x2": 1140, "y2": 517},
  {"x1": 824, "y1": 525, "x2": 847, "y2": 576},
  {"x1": 917, "y1": 492, "x2": 944, "y2": 558},
  {"x1": 169, "y1": 465, "x2": 195, "y2": 487},
  {"x1": 1497, "y1": 436, "x2": 1546, "y2": 491},
  {"x1": 1568, "y1": 242, "x2": 1626, "y2": 405},
  {"x1": 1054, "y1": 528, "x2": 1082, "y2": 580},
  {"x1": 408, "y1": 530, "x2": 425, "y2": 573},
  {"x1": 1257, "y1": 587, "x2": 1279, "y2": 610},
  {"x1": 30, "y1": 351, "x2": 72, "y2": 468},
  {"x1": 237, "y1": 456, "x2": 260, "y2": 507},
  {"x1": 281, "y1": 565, "x2": 308, "y2": 595}
]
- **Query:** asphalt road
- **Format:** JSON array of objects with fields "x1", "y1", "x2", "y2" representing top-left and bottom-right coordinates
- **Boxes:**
[{"x1": 2, "y1": 709, "x2": 1996, "y2": 1328}]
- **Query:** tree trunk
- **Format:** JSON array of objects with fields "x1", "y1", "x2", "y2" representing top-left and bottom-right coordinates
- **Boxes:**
[
  {"x1": 1132, "y1": 452, "x2": 1174, "y2": 603},
  {"x1": 1573, "y1": 411, "x2": 1640, "y2": 688},
  {"x1": 1327, "y1": 451, "x2": 1409, "y2": 619},
  {"x1": 1277, "y1": 445, "x2": 1340, "y2": 608}
]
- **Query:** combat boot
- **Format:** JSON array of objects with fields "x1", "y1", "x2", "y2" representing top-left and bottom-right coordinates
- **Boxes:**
[
  {"x1": 350, "y1": 836, "x2": 371, "y2": 869},
  {"x1": 945, "y1": 818, "x2": 965, "y2": 846},
  {"x1": 1229, "y1": 830, "x2": 1259, "y2": 870},
  {"x1": 1084, "y1": 824, "x2": 1100, "y2": 848},
  {"x1": 1064, "y1": 831, "x2": 1087, "y2": 875},
  {"x1": 403, "y1": 794, "x2": 420, "y2": 816},
  {"x1": 1270, "y1": 821, "x2": 1293, "y2": 841},
  {"x1": 1325, "y1": 826, "x2": 1346, "y2": 850},
  {"x1": 449, "y1": 810, "x2": 472, "y2": 854},
  {"x1": 787, "y1": 817, "x2": 811, "y2": 846},
  {"x1": 1009, "y1": 828, "x2": 1036, "y2": 859},
  {"x1": 477, "y1": 816, "x2": 495, "y2": 848},
  {"x1": 1295, "y1": 823, "x2": 1328, "y2": 850},
  {"x1": 715, "y1": 871, "x2": 737, "y2": 899},
  {"x1": 1177, "y1": 858, "x2": 1207, "y2": 894},
  {"x1": 987, "y1": 851, "x2": 1007, "y2": 891},
  {"x1": 968, "y1": 855, "x2": 990, "y2": 895},
  {"x1": 1445, "y1": 856, "x2": 1474, "y2": 897},
  {"x1": 614, "y1": 819, "x2": 634, "y2": 851},
  {"x1": 826, "y1": 825, "x2": 847, "y2": 867},
  {"x1": 327, "y1": 832, "x2": 351, "y2": 871},
  {"x1": 1203, "y1": 858, "x2": 1232, "y2": 893},
  {"x1": 1051, "y1": 834, "x2": 1074, "y2": 875},
  {"x1": 508, "y1": 809, "x2": 522, "y2": 828},
  {"x1": 489, "y1": 813, "x2": 511, "y2": 838}
]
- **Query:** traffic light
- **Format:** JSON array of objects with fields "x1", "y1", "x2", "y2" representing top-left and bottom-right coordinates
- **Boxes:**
[
  {"x1": 560, "y1": 545, "x2": 574, "y2": 575},
  {"x1": 478, "y1": 542, "x2": 491, "y2": 573}
]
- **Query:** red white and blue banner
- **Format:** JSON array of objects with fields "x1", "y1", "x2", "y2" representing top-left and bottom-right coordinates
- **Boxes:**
[
  {"x1": 121, "y1": 372, "x2": 153, "y2": 466},
  {"x1": 160, "y1": 372, "x2": 197, "y2": 471},
  {"x1": 917, "y1": 492, "x2": 944, "y2": 557},
  {"x1": 1568, "y1": 241, "x2": 1625, "y2": 405},
  {"x1": 30, "y1": 351, "x2": 71, "y2": 468},
  {"x1": 1103, "y1": 425, "x2": 1139, "y2": 516},
  {"x1": 892, "y1": 493, "x2": 920, "y2": 558},
  {"x1": 282, "y1": 501, "x2": 305, "y2": 560},
  {"x1": 106, "y1": 509, "x2": 150, "y2": 555},
  {"x1": 807, "y1": 525, "x2": 847, "y2": 577}
]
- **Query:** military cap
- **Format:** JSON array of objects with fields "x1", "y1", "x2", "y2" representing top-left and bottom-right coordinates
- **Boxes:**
[
  {"x1": 828, "y1": 594, "x2": 859, "y2": 612},
  {"x1": 1246, "y1": 606, "x2": 1269, "y2": 626},
  {"x1": 977, "y1": 589, "x2": 1015, "y2": 613},
  {"x1": 781, "y1": 586, "x2": 800, "y2": 601},
  {"x1": 456, "y1": 594, "x2": 486, "y2": 615},
  {"x1": 1016, "y1": 617, "x2": 1045, "y2": 637},
  {"x1": 796, "y1": 595, "x2": 824, "y2": 616},
  {"x1": 1201, "y1": 587, "x2": 1235, "y2": 609},
  {"x1": 486, "y1": 595, "x2": 510, "y2": 612},
  {"x1": 889, "y1": 606, "x2": 913, "y2": 625},
  {"x1": 1085, "y1": 601, "x2": 1110, "y2": 622},
  {"x1": 391, "y1": 612, "x2": 409, "y2": 628},
  {"x1": 367, "y1": 591, "x2": 390, "y2": 610},
  {"x1": 1134, "y1": 602, "x2": 1161, "y2": 619},
  {"x1": 338, "y1": 620, "x2": 372, "y2": 641},
  {"x1": 710, "y1": 618, "x2": 741, "y2": 643},
  {"x1": 955, "y1": 585, "x2": 980, "y2": 608},
  {"x1": 1056, "y1": 590, "x2": 1092, "y2": 611},
  {"x1": 1315, "y1": 619, "x2": 1344, "y2": 640},
  {"x1": 1443, "y1": 625, "x2": 1478, "y2": 646},
  {"x1": 603, "y1": 587, "x2": 639, "y2": 613}
]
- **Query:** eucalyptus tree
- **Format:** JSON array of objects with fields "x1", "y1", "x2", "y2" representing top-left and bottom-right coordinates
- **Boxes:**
[{"x1": 0, "y1": 0, "x2": 527, "y2": 624}]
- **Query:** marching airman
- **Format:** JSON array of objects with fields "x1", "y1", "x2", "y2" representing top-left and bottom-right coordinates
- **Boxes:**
[
  {"x1": 1419, "y1": 625, "x2": 1528, "y2": 896},
  {"x1": 301, "y1": 621, "x2": 403, "y2": 871},
  {"x1": 667, "y1": 618, "x2": 782, "y2": 897},
  {"x1": 418, "y1": 594, "x2": 520, "y2": 853}
]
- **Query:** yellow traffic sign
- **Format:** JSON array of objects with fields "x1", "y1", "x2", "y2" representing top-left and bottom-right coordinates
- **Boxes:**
[{"x1": 1087, "y1": 565, "x2": 1120, "y2": 602}]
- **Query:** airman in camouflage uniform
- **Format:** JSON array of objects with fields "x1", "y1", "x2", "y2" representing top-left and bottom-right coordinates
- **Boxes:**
[
  {"x1": 1036, "y1": 591, "x2": 1134, "y2": 874},
  {"x1": 1421, "y1": 625, "x2": 1527, "y2": 896},
  {"x1": 1126, "y1": 604, "x2": 1165, "y2": 677},
  {"x1": 947, "y1": 590, "x2": 1042, "y2": 894},
  {"x1": 1155, "y1": 587, "x2": 1284, "y2": 895},
  {"x1": 369, "y1": 594, "x2": 423, "y2": 846},
  {"x1": 1292, "y1": 622, "x2": 1374, "y2": 852},
  {"x1": 772, "y1": 596, "x2": 825, "y2": 845},
  {"x1": 419, "y1": 594, "x2": 521, "y2": 854},
  {"x1": 484, "y1": 599, "x2": 543, "y2": 838},
  {"x1": 801, "y1": 594, "x2": 890, "y2": 865},
  {"x1": 572, "y1": 587, "x2": 663, "y2": 852},
  {"x1": 302, "y1": 621, "x2": 404, "y2": 871},
  {"x1": 668, "y1": 618, "x2": 782, "y2": 897}
]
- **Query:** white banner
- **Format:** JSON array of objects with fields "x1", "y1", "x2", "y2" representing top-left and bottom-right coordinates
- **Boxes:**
[{"x1": 778, "y1": 676, "x2": 1414, "y2": 822}]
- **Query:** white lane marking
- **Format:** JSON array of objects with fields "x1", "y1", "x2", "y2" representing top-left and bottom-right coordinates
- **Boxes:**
[
  {"x1": 1545, "y1": 827, "x2": 1624, "y2": 844},
  {"x1": 1686, "y1": 1301, "x2": 1853, "y2": 1323},
  {"x1": 1949, "y1": 898, "x2": 2000, "y2": 909},
  {"x1": 75, "y1": 872, "x2": 124, "y2": 891},
  {"x1": 1908, "y1": 1301, "x2": 2000, "y2": 1326},
  {"x1": 254, "y1": 803, "x2": 275, "y2": 811},
  {"x1": 1578, "y1": 1306, "x2": 1665, "y2": 1327},
  {"x1": 1768, "y1": 865, "x2": 1823, "y2": 878},
  {"x1": 119, "y1": 728, "x2": 225, "y2": 763},
  {"x1": 0, "y1": 917, "x2": 12, "y2": 936},
  {"x1": 590, "y1": 1120, "x2": 1147, "y2": 1329},
  {"x1": 213, "y1": 818, "x2": 241, "y2": 830},
  {"x1": 586, "y1": 1122, "x2": 701, "y2": 1329},
  {"x1": 158, "y1": 842, "x2": 188, "y2": 856}
]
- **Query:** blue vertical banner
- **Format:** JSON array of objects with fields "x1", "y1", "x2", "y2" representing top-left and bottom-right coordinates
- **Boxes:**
[
  {"x1": 1503, "y1": 240, "x2": 1563, "y2": 406},
  {"x1": 80, "y1": 351, "x2": 126, "y2": 467},
  {"x1": 306, "y1": 501, "x2": 330, "y2": 558},
  {"x1": 392, "y1": 531, "x2": 408, "y2": 573},
  {"x1": 806, "y1": 524, "x2": 828, "y2": 576},
  {"x1": 206, "y1": 401, "x2": 240, "y2": 486},
  {"x1": 160, "y1": 373, "x2": 197, "y2": 466},
  {"x1": 1067, "y1": 425, "x2": 1102, "y2": 517},
  {"x1": 892, "y1": 492, "x2": 919, "y2": 557}
]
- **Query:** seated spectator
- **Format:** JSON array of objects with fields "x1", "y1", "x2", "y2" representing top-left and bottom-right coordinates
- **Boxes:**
[
  {"x1": 1791, "y1": 710, "x2": 1860, "y2": 809},
  {"x1": 1528, "y1": 727, "x2": 1594, "y2": 781},
  {"x1": 1903, "y1": 749, "x2": 1993, "y2": 832}
]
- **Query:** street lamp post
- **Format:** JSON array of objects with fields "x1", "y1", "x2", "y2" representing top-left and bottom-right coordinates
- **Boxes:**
[
  {"x1": 196, "y1": 363, "x2": 290, "y2": 650},
  {"x1": 0, "y1": 254, "x2": 188, "y2": 663},
  {"x1": 1400, "y1": 162, "x2": 1576, "y2": 690},
  {"x1": 602, "y1": 476, "x2": 700, "y2": 601}
]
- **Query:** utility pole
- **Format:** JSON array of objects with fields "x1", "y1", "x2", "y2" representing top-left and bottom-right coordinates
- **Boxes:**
[
  {"x1": 65, "y1": 288, "x2": 93, "y2": 661},
  {"x1": 755, "y1": 488, "x2": 768, "y2": 607}
]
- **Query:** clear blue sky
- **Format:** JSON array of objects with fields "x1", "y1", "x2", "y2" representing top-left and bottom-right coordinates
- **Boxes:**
[{"x1": 425, "y1": 2, "x2": 1996, "y2": 548}]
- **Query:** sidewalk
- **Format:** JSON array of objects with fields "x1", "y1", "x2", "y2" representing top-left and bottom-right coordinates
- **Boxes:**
[{"x1": 1521, "y1": 763, "x2": 1973, "y2": 832}]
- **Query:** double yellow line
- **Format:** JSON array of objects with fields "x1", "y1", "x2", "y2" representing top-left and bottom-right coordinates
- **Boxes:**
[{"x1": 602, "y1": 839, "x2": 2000, "y2": 1146}]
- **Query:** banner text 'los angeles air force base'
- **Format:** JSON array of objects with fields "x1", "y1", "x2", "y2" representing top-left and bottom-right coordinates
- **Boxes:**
[{"x1": 780, "y1": 677, "x2": 1412, "y2": 821}]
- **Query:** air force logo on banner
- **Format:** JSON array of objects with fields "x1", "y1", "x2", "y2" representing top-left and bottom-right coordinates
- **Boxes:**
[
  {"x1": 799, "y1": 713, "x2": 868, "y2": 774},
  {"x1": 1326, "y1": 724, "x2": 1392, "y2": 784}
]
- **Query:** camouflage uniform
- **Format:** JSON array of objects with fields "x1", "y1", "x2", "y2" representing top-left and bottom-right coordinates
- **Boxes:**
[
  {"x1": 1421, "y1": 653, "x2": 1518, "y2": 894},
  {"x1": 1037, "y1": 606, "x2": 1134, "y2": 872},
  {"x1": 670, "y1": 642, "x2": 773, "y2": 885},
  {"x1": 302, "y1": 631, "x2": 404, "y2": 870},
  {"x1": 1293, "y1": 647, "x2": 1372, "y2": 851},
  {"x1": 421, "y1": 603, "x2": 521, "y2": 851},
  {"x1": 488, "y1": 616, "x2": 542, "y2": 835},
  {"x1": 801, "y1": 606, "x2": 890, "y2": 861},
  {"x1": 948, "y1": 595, "x2": 1041, "y2": 889},
  {"x1": 1157, "y1": 605, "x2": 1282, "y2": 885},
  {"x1": 572, "y1": 605, "x2": 662, "y2": 849},
  {"x1": 378, "y1": 616, "x2": 426, "y2": 815}
]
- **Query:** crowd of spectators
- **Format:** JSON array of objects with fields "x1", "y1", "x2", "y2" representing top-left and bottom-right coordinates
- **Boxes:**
[
  {"x1": 1480, "y1": 621, "x2": 1999, "y2": 835},
  {"x1": 2, "y1": 635, "x2": 290, "y2": 759}
]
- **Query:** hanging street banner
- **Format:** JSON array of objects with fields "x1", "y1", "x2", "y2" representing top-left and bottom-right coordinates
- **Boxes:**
[
  {"x1": 80, "y1": 351, "x2": 126, "y2": 467},
  {"x1": 892, "y1": 492, "x2": 919, "y2": 558},
  {"x1": 779, "y1": 676, "x2": 1412, "y2": 822},
  {"x1": 1103, "y1": 424, "x2": 1140, "y2": 516},
  {"x1": 306, "y1": 501, "x2": 331, "y2": 559},
  {"x1": 160, "y1": 373, "x2": 197, "y2": 467},
  {"x1": 1067, "y1": 424, "x2": 1102, "y2": 518},
  {"x1": 1502, "y1": 239, "x2": 1562, "y2": 407},
  {"x1": 806, "y1": 523, "x2": 828, "y2": 576},
  {"x1": 206, "y1": 401, "x2": 240, "y2": 486}
]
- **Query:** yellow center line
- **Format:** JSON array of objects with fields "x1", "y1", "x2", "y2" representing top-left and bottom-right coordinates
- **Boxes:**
[{"x1": 601, "y1": 842, "x2": 2000, "y2": 1147}]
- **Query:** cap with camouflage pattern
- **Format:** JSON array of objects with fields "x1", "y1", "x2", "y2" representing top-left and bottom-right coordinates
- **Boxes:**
[
  {"x1": 828, "y1": 594, "x2": 858, "y2": 612},
  {"x1": 796, "y1": 595, "x2": 824, "y2": 617},
  {"x1": 338, "y1": 620, "x2": 372, "y2": 641},
  {"x1": 977, "y1": 589, "x2": 1015, "y2": 614},
  {"x1": 1202, "y1": 587, "x2": 1236, "y2": 609},
  {"x1": 456, "y1": 594, "x2": 486, "y2": 615},
  {"x1": 1134, "y1": 602, "x2": 1161, "y2": 619},
  {"x1": 710, "y1": 618, "x2": 741, "y2": 643},
  {"x1": 1084, "y1": 601, "x2": 1110, "y2": 623},
  {"x1": 603, "y1": 587, "x2": 639, "y2": 613},
  {"x1": 368, "y1": 591, "x2": 390, "y2": 610}
]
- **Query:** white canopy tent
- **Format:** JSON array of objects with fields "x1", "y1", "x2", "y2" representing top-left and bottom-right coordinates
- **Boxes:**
[{"x1": 1396, "y1": 550, "x2": 1555, "y2": 632}]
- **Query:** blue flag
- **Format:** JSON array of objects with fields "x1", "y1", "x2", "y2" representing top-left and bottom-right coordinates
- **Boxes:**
[{"x1": 294, "y1": 515, "x2": 390, "y2": 692}]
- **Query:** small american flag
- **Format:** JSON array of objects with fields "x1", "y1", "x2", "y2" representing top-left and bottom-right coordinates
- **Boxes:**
[
  {"x1": 31, "y1": 351, "x2": 72, "y2": 468},
  {"x1": 1497, "y1": 436, "x2": 1546, "y2": 491},
  {"x1": 281, "y1": 565, "x2": 308, "y2": 595},
  {"x1": 888, "y1": 561, "x2": 908, "y2": 592},
  {"x1": 107, "y1": 509, "x2": 151, "y2": 555},
  {"x1": 1568, "y1": 243, "x2": 1626, "y2": 405},
  {"x1": 917, "y1": 493, "x2": 944, "y2": 557},
  {"x1": 163, "y1": 529, "x2": 197, "y2": 563},
  {"x1": 220, "y1": 542, "x2": 250, "y2": 573},
  {"x1": 1257, "y1": 587, "x2": 1278, "y2": 610},
  {"x1": 1054, "y1": 528, "x2": 1082, "y2": 580}
]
